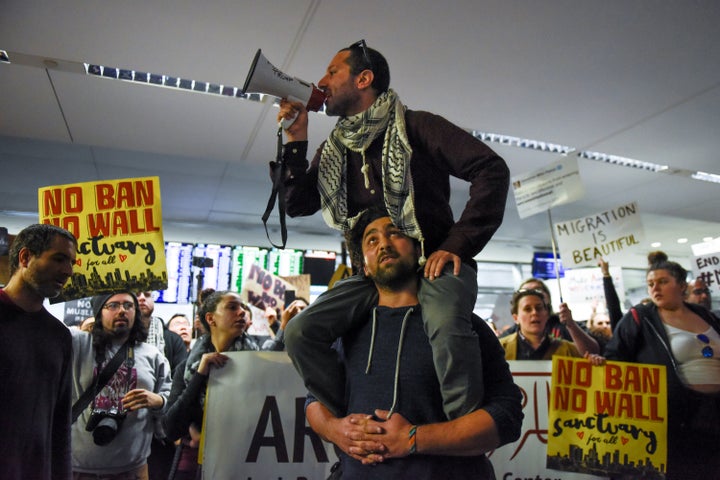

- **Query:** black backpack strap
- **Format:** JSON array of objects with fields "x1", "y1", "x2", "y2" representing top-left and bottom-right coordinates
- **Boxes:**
[{"x1": 71, "y1": 342, "x2": 129, "y2": 423}]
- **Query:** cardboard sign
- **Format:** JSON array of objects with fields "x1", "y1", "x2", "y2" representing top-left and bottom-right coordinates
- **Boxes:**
[
  {"x1": 62, "y1": 297, "x2": 94, "y2": 326},
  {"x1": 691, "y1": 251, "x2": 720, "y2": 298},
  {"x1": 554, "y1": 202, "x2": 644, "y2": 268},
  {"x1": 512, "y1": 156, "x2": 585, "y2": 219},
  {"x1": 547, "y1": 357, "x2": 667, "y2": 478},
  {"x1": 38, "y1": 177, "x2": 167, "y2": 302},
  {"x1": 241, "y1": 263, "x2": 294, "y2": 310}
]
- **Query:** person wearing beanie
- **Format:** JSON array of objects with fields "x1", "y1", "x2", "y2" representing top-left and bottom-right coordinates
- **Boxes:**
[{"x1": 70, "y1": 290, "x2": 172, "y2": 479}]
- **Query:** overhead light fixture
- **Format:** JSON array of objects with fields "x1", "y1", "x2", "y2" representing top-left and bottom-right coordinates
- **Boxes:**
[
  {"x1": 471, "y1": 131, "x2": 574, "y2": 155},
  {"x1": 677, "y1": 238, "x2": 688, "y2": 244},
  {"x1": 651, "y1": 242, "x2": 662, "y2": 248},
  {"x1": 578, "y1": 151, "x2": 668, "y2": 173},
  {"x1": 84, "y1": 63, "x2": 249, "y2": 100},
  {"x1": 2, "y1": 48, "x2": 719, "y2": 187},
  {"x1": 691, "y1": 171, "x2": 720, "y2": 184}
]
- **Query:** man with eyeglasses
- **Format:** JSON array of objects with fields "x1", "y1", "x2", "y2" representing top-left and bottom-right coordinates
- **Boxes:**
[
  {"x1": 1, "y1": 224, "x2": 77, "y2": 480},
  {"x1": 686, "y1": 277, "x2": 719, "y2": 315},
  {"x1": 276, "y1": 40, "x2": 509, "y2": 422},
  {"x1": 70, "y1": 290, "x2": 171, "y2": 479}
]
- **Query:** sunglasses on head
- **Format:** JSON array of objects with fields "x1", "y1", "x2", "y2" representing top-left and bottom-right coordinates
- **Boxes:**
[{"x1": 349, "y1": 39, "x2": 372, "y2": 70}]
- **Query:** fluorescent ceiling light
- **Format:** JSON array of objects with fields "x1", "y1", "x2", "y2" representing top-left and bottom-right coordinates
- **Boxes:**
[
  {"x1": 578, "y1": 151, "x2": 668, "y2": 172},
  {"x1": 691, "y1": 171, "x2": 720, "y2": 184},
  {"x1": 2, "y1": 49, "x2": 719, "y2": 185}
]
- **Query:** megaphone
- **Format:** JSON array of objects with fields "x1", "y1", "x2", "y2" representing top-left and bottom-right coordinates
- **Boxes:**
[{"x1": 242, "y1": 49, "x2": 326, "y2": 128}]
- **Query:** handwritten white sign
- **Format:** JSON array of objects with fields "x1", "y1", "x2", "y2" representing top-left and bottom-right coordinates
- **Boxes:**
[{"x1": 554, "y1": 202, "x2": 645, "y2": 268}]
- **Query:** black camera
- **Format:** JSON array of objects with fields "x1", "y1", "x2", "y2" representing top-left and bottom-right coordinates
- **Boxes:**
[{"x1": 85, "y1": 406, "x2": 126, "y2": 446}]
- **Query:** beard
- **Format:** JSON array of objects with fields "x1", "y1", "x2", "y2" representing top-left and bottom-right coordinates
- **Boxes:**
[
  {"x1": 325, "y1": 86, "x2": 362, "y2": 117},
  {"x1": 371, "y1": 255, "x2": 418, "y2": 291}
]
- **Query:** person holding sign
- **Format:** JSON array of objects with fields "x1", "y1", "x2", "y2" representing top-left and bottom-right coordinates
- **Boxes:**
[
  {"x1": 604, "y1": 251, "x2": 720, "y2": 480},
  {"x1": 500, "y1": 288, "x2": 583, "y2": 360},
  {"x1": 304, "y1": 207, "x2": 522, "y2": 478},
  {"x1": 162, "y1": 292, "x2": 287, "y2": 478}
]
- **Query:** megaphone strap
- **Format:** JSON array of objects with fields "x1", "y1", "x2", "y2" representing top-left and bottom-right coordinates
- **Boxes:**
[{"x1": 262, "y1": 125, "x2": 288, "y2": 249}]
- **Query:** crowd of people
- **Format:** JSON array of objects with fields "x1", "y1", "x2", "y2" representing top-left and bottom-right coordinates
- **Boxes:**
[{"x1": 1, "y1": 39, "x2": 719, "y2": 480}]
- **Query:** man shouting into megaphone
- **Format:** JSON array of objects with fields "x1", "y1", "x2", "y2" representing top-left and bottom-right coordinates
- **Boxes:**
[{"x1": 273, "y1": 39, "x2": 510, "y2": 434}]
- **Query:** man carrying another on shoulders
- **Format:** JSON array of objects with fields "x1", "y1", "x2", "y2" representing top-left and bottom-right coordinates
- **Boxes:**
[{"x1": 305, "y1": 207, "x2": 522, "y2": 479}]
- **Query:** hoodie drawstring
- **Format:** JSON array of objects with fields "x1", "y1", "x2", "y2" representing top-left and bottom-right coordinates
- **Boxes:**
[{"x1": 364, "y1": 306, "x2": 415, "y2": 418}]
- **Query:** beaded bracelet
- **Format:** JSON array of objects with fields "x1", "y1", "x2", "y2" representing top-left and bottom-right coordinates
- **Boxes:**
[{"x1": 408, "y1": 425, "x2": 417, "y2": 454}]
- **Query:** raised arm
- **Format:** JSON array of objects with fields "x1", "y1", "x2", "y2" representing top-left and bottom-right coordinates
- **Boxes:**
[{"x1": 558, "y1": 302, "x2": 600, "y2": 355}]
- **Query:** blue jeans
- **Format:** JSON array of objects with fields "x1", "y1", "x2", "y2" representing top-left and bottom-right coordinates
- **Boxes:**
[{"x1": 285, "y1": 263, "x2": 483, "y2": 419}]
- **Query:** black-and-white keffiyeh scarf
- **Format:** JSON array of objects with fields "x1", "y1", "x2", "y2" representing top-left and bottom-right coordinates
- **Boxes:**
[
  {"x1": 318, "y1": 89, "x2": 424, "y2": 244},
  {"x1": 146, "y1": 316, "x2": 166, "y2": 352},
  {"x1": 183, "y1": 333, "x2": 259, "y2": 405}
]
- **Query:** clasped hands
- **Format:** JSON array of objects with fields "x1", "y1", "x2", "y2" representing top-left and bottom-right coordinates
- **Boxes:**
[{"x1": 333, "y1": 409, "x2": 414, "y2": 465}]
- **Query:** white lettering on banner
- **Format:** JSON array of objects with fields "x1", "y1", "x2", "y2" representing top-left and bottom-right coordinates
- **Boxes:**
[{"x1": 201, "y1": 354, "x2": 606, "y2": 480}]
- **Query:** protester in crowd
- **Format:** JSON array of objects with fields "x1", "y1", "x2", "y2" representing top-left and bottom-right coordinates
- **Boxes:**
[
  {"x1": 304, "y1": 207, "x2": 522, "y2": 478},
  {"x1": 0, "y1": 224, "x2": 76, "y2": 480},
  {"x1": 500, "y1": 277, "x2": 600, "y2": 355},
  {"x1": 193, "y1": 288, "x2": 214, "y2": 339},
  {"x1": 136, "y1": 291, "x2": 188, "y2": 480},
  {"x1": 585, "y1": 302, "x2": 613, "y2": 354},
  {"x1": 70, "y1": 291, "x2": 172, "y2": 479},
  {"x1": 500, "y1": 288, "x2": 584, "y2": 360},
  {"x1": 168, "y1": 313, "x2": 193, "y2": 352},
  {"x1": 604, "y1": 251, "x2": 720, "y2": 479},
  {"x1": 277, "y1": 41, "x2": 509, "y2": 421},
  {"x1": 162, "y1": 291, "x2": 288, "y2": 478},
  {"x1": 685, "y1": 276, "x2": 719, "y2": 316},
  {"x1": 136, "y1": 291, "x2": 188, "y2": 375}
]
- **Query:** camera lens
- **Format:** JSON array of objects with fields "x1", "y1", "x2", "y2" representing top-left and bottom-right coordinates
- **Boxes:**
[{"x1": 92, "y1": 417, "x2": 119, "y2": 446}]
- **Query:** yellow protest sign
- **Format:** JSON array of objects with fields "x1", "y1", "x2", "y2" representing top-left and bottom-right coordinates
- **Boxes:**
[
  {"x1": 38, "y1": 177, "x2": 167, "y2": 302},
  {"x1": 547, "y1": 356, "x2": 667, "y2": 478}
]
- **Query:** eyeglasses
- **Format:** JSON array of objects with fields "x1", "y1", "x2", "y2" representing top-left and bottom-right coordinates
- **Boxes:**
[
  {"x1": 104, "y1": 301, "x2": 136, "y2": 312},
  {"x1": 350, "y1": 39, "x2": 372, "y2": 70},
  {"x1": 697, "y1": 333, "x2": 714, "y2": 358}
]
